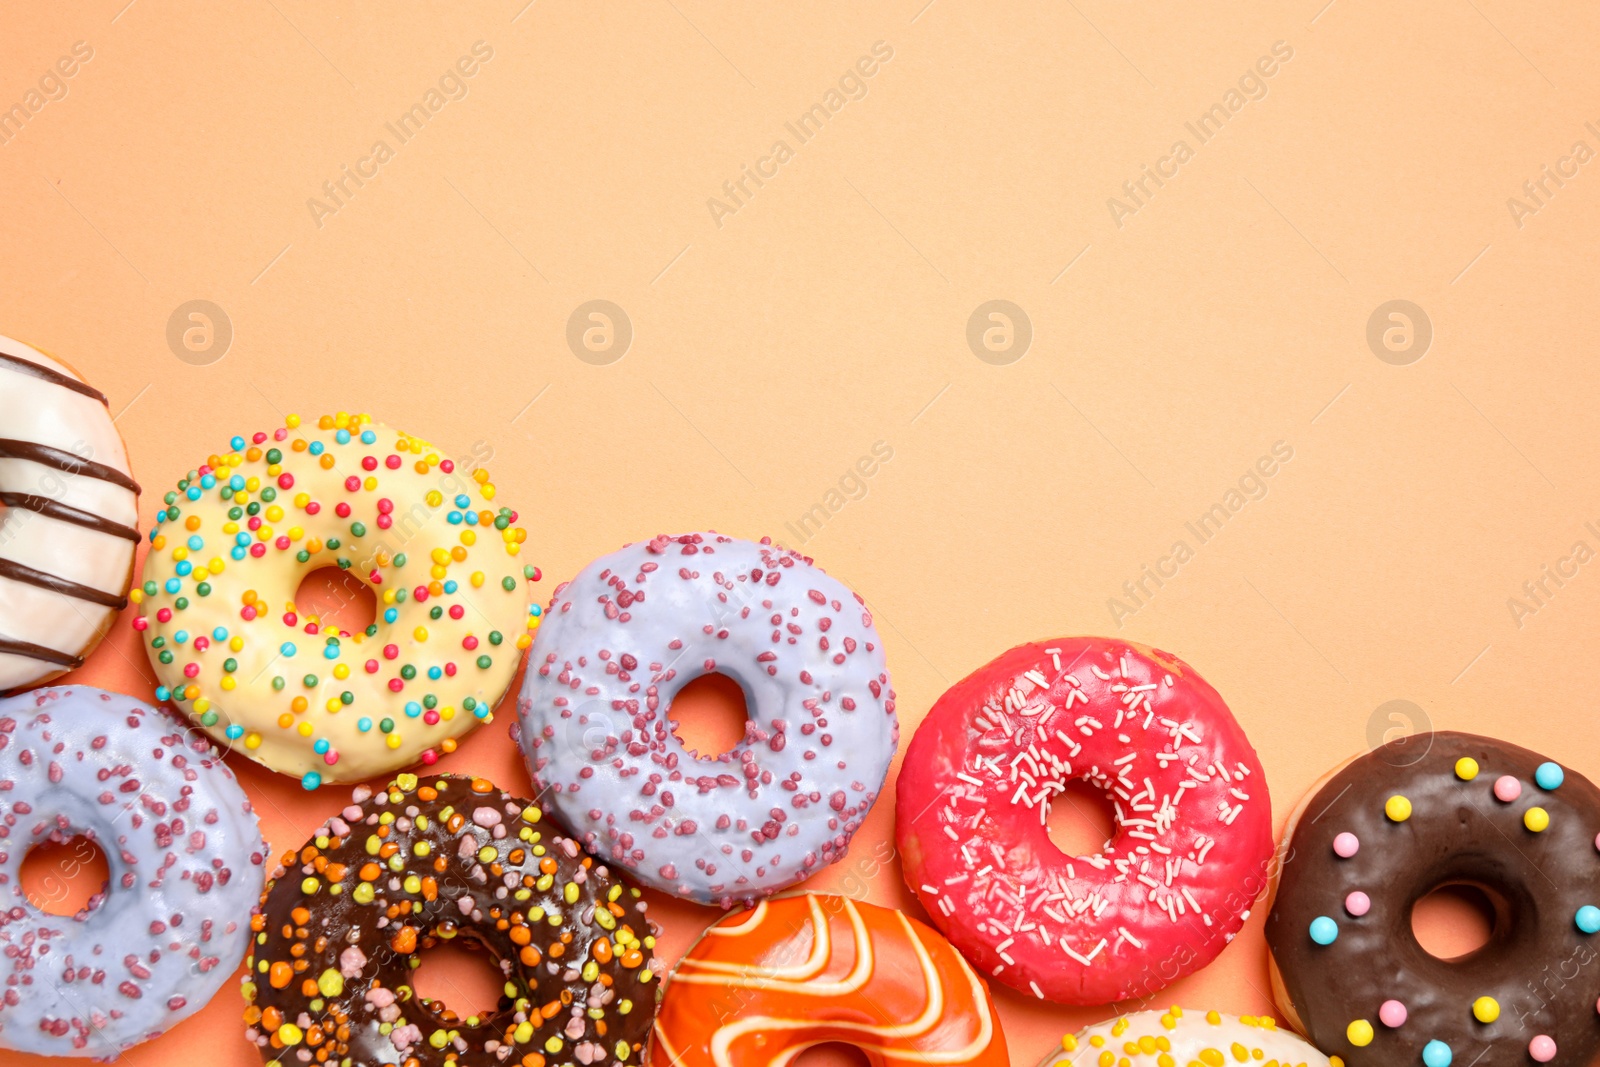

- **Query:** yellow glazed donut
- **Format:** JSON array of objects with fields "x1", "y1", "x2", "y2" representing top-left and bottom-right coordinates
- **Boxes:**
[{"x1": 132, "y1": 412, "x2": 539, "y2": 788}]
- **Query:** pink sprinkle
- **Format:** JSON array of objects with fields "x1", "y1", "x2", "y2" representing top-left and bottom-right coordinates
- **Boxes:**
[
  {"x1": 1379, "y1": 1000, "x2": 1407, "y2": 1027},
  {"x1": 1494, "y1": 775, "x2": 1522, "y2": 802},
  {"x1": 386, "y1": 455, "x2": 403, "y2": 469},
  {"x1": 1346, "y1": 891, "x2": 1371, "y2": 916},
  {"x1": 1529, "y1": 1036, "x2": 1556, "y2": 1062},
  {"x1": 420, "y1": 749, "x2": 438, "y2": 765},
  {"x1": 324, "y1": 751, "x2": 339, "y2": 765},
  {"x1": 362, "y1": 456, "x2": 378, "y2": 471},
  {"x1": 1333, "y1": 832, "x2": 1360, "y2": 858},
  {"x1": 277, "y1": 473, "x2": 294, "y2": 490}
]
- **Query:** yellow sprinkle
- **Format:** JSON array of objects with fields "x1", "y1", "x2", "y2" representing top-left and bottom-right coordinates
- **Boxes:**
[
  {"x1": 1455, "y1": 757, "x2": 1480, "y2": 780},
  {"x1": 1112, "y1": 1019, "x2": 1129, "y2": 1038},
  {"x1": 1199, "y1": 1050, "x2": 1224, "y2": 1067},
  {"x1": 1206, "y1": 1012, "x2": 1221, "y2": 1026},
  {"x1": 1472, "y1": 996, "x2": 1499, "y2": 1023},
  {"x1": 1231, "y1": 1044, "x2": 1249, "y2": 1062},
  {"x1": 1385, "y1": 795, "x2": 1412, "y2": 822},
  {"x1": 1525, "y1": 807, "x2": 1550, "y2": 832},
  {"x1": 1346, "y1": 1020, "x2": 1373, "y2": 1047},
  {"x1": 1099, "y1": 1053, "x2": 1115, "y2": 1067},
  {"x1": 278, "y1": 1023, "x2": 304, "y2": 1045},
  {"x1": 1063, "y1": 1036, "x2": 1079, "y2": 1052}
]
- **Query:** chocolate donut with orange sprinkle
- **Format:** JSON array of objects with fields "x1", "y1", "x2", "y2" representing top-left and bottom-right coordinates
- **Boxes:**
[{"x1": 241, "y1": 773, "x2": 661, "y2": 1067}]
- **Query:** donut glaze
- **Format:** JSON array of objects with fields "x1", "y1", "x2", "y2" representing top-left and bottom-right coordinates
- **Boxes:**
[
  {"x1": 0, "y1": 336, "x2": 140, "y2": 695},
  {"x1": 243, "y1": 773, "x2": 660, "y2": 1067},
  {"x1": 1039, "y1": 1009, "x2": 1334, "y2": 1067},
  {"x1": 516, "y1": 533, "x2": 897, "y2": 906},
  {"x1": 134, "y1": 412, "x2": 538, "y2": 788},
  {"x1": 1267, "y1": 732, "x2": 1600, "y2": 1067},
  {"x1": 651, "y1": 893, "x2": 1007, "y2": 1067},
  {"x1": 896, "y1": 638, "x2": 1272, "y2": 1005},
  {"x1": 0, "y1": 686, "x2": 265, "y2": 1056}
]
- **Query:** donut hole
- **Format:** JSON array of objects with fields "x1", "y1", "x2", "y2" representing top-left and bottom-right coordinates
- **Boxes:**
[
  {"x1": 1411, "y1": 882, "x2": 1499, "y2": 961},
  {"x1": 668, "y1": 673, "x2": 750, "y2": 759},
  {"x1": 1045, "y1": 780, "x2": 1119, "y2": 858},
  {"x1": 293, "y1": 566, "x2": 378, "y2": 635},
  {"x1": 20, "y1": 834, "x2": 110, "y2": 918},
  {"x1": 790, "y1": 1041, "x2": 873, "y2": 1067},
  {"x1": 412, "y1": 936, "x2": 507, "y2": 1023}
]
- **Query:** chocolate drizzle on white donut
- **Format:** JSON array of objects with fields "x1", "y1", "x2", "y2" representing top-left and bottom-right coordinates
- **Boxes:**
[{"x1": 0, "y1": 338, "x2": 140, "y2": 691}]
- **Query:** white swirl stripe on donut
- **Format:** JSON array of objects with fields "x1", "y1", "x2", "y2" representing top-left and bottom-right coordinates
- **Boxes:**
[
  {"x1": 516, "y1": 533, "x2": 897, "y2": 906},
  {"x1": 0, "y1": 686, "x2": 266, "y2": 1057},
  {"x1": 0, "y1": 335, "x2": 140, "y2": 695}
]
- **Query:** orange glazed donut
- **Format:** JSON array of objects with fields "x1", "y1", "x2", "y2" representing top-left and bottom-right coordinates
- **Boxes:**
[{"x1": 650, "y1": 893, "x2": 1008, "y2": 1067}]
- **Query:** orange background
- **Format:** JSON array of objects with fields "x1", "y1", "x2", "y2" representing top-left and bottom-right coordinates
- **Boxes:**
[{"x1": 5, "y1": 0, "x2": 1600, "y2": 1062}]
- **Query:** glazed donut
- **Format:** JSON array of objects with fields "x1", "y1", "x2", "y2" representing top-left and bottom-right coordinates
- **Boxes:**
[
  {"x1": 133, "y1": 411, "x2": 539, "y2": 788},
  {"x1": 243, "y1": 773, "x2": 660, "y2": 1067},
  {"x1": 516, "y1": 533, "x2": 896, "y2": 906},
  {"x1": 1039, "y1": 1009, "x2": 1335, "y2": 1067},
  {"x1": 896, "y1": 637, "x2": 1272, "y2": 1005},
  {"x1": 0, "y1": 686, "x2": 265, "y2": 1056},
  {"x1": 1266, "y1": 732, "x2": 1600, "y2": 1067},
  {"x1": 0, "y1": 336, "x2": 139, "y2": 695},
  {"x1": 651, "y1": 893, "x2": 1007, "y2": 1067}
]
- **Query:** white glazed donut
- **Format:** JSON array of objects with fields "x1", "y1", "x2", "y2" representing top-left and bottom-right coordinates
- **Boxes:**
[
  {"x1": 516, "y1": 532, "x2": 898, "y2": 906},
  {"x1": 133, "y1": 411, "x2": 538, "y2": 789},
  {"x1": 1040, "y1": 1009, "x2": 1337, "y2": 1067},
  {"x1": 0, "y1": 336, "x2": 139, "y2": 695}
]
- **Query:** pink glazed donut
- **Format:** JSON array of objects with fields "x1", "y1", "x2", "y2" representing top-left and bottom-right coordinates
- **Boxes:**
[
  {"x1": 516, "y1": 533, "x2": 897, "y2": 907},
  {"x1": 896, "y1": 637, "x2": 1272, "y2": 1005}
]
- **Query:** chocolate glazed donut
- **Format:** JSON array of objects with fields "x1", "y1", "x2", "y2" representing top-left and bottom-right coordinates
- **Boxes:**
[
  {"x1": 1266, "y1": 732, "x2": 1600, "y2": 1067},
  {"x1": 243, "y1": 774, "x2": 660, "y2": 1067}
]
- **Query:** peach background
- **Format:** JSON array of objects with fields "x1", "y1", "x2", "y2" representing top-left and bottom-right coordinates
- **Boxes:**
[{"x1": 5, "y1": 0, "x2": 1600, "y2": 1062}]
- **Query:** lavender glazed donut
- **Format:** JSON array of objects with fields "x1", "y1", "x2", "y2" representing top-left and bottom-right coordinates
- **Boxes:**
[
  {"x1": 0, "y1": 686, "x2": 266, "y2": 1056},
  {"x1": 515, "y1": 533, "x2": 897, "y2": 906}
]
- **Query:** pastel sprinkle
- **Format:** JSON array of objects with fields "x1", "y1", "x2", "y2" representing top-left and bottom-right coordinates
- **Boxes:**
[
  {"x1": 1378, "y1": 1000, "x2": 1406, "y2": 1028},
  {"x1": 1422, "y1": 1040, "x2": 1452, "y2": 1067},
  {"x1": 1454, "y1": 757, "x2": 1479, "y2": 780},
  {"x1": 1472, "y1": 996, "x2": 1499, "y2": 1023},
  {"x1": 1493, "y1": 776, "x2": 1521, "y2": 802},
  {"x1": 1535, "y1": 762, "x2": 1564, "y2": 790},
  {"x1": 1310, "y1": 916, "x2": 1339, "y2": 945},
  {"x1": 1577, "y1": 906, "x2": 1600, "y2": 934},
  {"x1": 1524, "y1": 806, "x2": 1550, "y2": 832},
  {"x1": 1346, "y1": 1020, "x2": 1373, "y2": 1047},
  {"x1": 1333, "y1": 832, "x2": 1360, "y2": 858},
  {"x1": 1528, "y1": 1036, "x2": 1556, "y2": 1063},
  {"x1": 1384, "y1": 795, "x2": 1412, "y2": 822},
  {"x1": 1345, "y1": 891, "x2": 1371, "y2": 917}
]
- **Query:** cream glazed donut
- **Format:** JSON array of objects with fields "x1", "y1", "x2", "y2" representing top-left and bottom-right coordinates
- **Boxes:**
[
  {"x1": 1041, "y1": 1009, "x2": 1337, "y2": 1067},
  {"x1": 516, "y1": 533, "x2": 897, "y2": 906},
  {"x1": 0, "y1": 336, "x2": 140, "y2": 695},
  {"x1": 134, "y1": 412, "x2": 539, "y2": 788},
  {"x1": 0, "y1": 686, "x2": 265, "y2": 1056}
]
